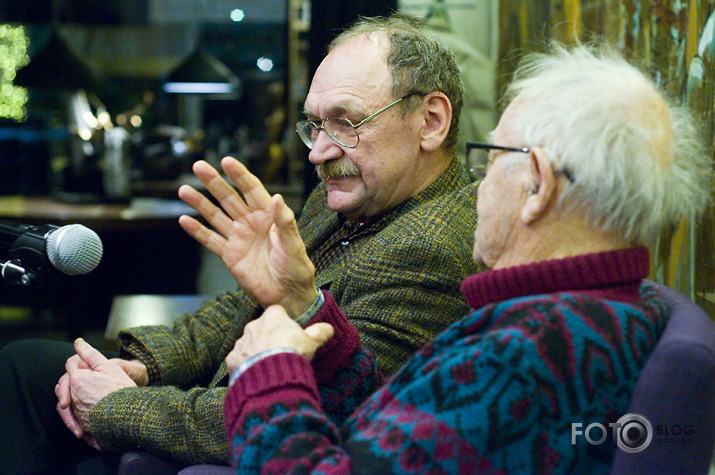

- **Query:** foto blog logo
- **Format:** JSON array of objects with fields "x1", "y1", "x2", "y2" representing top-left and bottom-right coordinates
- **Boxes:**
[{"x1": 571, "y1": 413, "x2": 653, "y2": 454}]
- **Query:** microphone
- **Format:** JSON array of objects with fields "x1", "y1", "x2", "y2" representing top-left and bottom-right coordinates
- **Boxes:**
[{"x1": 0, "y1": 220, "x2": 103, "y2": 276}]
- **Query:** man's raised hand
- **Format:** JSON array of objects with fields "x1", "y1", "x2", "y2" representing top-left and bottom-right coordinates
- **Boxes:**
[{"x1": 178, "y1": 157, "x2": 318, "y2": 317}]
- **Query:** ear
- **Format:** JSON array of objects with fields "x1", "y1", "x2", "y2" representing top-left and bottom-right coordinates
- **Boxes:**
[
  {"x1": 521, "y1": 147, "x2": 557, "y2": 225},
  {"x1": 418, "y1": 92, "x2": 452, "y2": 152}
]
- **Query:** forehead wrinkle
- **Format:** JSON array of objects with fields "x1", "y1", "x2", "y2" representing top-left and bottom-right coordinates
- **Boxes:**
[
  {"x1": 305, "y1": 83, "x2": 390, "y2": 120},
  {"x1": 303, "y1": 100, "x2": 352, "y2": 120}
]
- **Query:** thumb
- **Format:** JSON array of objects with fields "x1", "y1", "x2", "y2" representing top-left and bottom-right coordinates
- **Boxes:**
[
  {"x1": 304, "y1": 323, "x2": 334, "y2": 347},
  {"x1": 74, "y1": 338, "x2": 109, "y2": 371}
]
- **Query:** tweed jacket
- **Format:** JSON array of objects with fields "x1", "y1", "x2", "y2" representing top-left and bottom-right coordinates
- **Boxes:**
[{"x1": 89, "y1": 158, "x2": 480, "y2": 465}]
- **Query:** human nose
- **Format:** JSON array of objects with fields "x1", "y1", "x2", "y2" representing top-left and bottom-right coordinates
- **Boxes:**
[{"x1": 308, "y1": 129, "x2": 343, "y2": 165}]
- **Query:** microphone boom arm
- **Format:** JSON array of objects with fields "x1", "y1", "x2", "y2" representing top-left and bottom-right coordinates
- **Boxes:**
[{"x1": 0, "y1": 259, "x2": 44, "y2": 286}]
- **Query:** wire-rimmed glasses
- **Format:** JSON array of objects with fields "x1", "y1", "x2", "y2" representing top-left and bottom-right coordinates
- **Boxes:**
[{"x1": 296, "y1": 92, "x2": 420, "y2": 149}]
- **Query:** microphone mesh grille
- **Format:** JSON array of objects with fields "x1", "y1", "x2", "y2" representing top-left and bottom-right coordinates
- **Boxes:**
[{"x1": 46, "y1": 224, "x2": 104, "y2": 275}]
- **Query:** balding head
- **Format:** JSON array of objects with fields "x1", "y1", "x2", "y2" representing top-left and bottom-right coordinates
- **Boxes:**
[{"x1": 327, "y1": 15, "x2": 464, "y2": 155}]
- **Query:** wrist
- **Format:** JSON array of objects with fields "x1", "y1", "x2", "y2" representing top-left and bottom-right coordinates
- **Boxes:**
[
  {"x1": 294, "y1": 289, "x2": 325, "y2": 326},
  {"x1": 228, "y1": 347, "x2": 300, "y2": 387},
  {"x1": 282, "y1": 285, "x2": 321, "y2": 319}
]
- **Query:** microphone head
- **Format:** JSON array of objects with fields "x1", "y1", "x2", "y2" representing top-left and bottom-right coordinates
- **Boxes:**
[{"x1": 46, "y1": 224, "x2": 103, "y2": 275}]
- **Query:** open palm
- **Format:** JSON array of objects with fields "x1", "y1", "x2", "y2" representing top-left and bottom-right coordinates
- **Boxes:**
[{"x1": 178, "y1": 157, "x2": 318, "y2": 317}]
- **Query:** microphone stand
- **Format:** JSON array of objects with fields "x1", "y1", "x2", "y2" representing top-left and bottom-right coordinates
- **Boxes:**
[{"x1": 0, "y1": 259, "x2": 45, "y2": 286}]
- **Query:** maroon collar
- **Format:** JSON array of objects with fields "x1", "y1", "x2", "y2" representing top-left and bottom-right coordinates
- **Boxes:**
[{"x1": 460, "y1": 247, "x2": 650, "y2": 309}]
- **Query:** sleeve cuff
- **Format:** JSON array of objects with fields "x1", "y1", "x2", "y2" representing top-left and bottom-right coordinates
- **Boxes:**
[
  {"x1": 308, "y1": 291, "x2": 362, "y2": 383},
  {"x1": 295, "y1": 288, "x2": 325, "y2": 327},
  {"x1": 229, "y1": 347, "x2": 300, "y2": 387}
]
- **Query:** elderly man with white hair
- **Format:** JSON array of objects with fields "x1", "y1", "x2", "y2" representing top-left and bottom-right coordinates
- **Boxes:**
[
  {"x1": 215, "y1": 42, "x2": 710, "y2": 472},
  {"x1": 218, "y1": 42, "x2": 710, "y2": 473},
  {"x1": 78, "y1": 42, "x2": 710, "y2": 473}
]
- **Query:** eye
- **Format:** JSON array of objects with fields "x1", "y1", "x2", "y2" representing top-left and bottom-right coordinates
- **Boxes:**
[{"x1": 328, "y1": 117, "x2": 355, "y2": 132}]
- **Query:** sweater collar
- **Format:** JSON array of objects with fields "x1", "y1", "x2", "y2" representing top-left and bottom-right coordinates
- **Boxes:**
[{"x1": 460, "y1": 247, "x2": 650, "y2": 310}]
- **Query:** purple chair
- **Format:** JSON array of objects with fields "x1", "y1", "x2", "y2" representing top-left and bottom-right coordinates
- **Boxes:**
[
  {"x1": 611, "y1": 281, "x2": 715, "y2": 474},
  {"x1": 120, "y1": 281, "x2": 715, "y2": 474}
]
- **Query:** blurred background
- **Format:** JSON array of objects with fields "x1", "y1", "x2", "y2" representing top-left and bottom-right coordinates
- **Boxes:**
[{"x1": 0, "y1": 0, "x2": 712, "y2": 351}]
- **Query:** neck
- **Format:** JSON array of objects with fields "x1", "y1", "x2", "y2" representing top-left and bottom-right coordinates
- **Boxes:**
[
  {"x1": 407, "y1": 151, "x2": 452, "y2": 199},
  {"x1": 492, "y1": 210, "x2": 633, "y2": 270}
]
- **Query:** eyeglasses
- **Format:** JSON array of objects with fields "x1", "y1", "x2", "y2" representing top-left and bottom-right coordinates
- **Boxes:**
[
  {"x1": 466, "y1": 142, "x2": 575, "y2": 182},
  {"x1": 296, "y1": 92, "x2": 420, "y2": 149}
]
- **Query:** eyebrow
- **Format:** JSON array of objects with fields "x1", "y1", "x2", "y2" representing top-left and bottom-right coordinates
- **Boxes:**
[{"x1": 303, "y1": 100, "x2": 359, "y2": 120}]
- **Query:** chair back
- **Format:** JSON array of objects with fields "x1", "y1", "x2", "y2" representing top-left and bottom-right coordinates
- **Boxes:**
[{"x1": 611, "y1": 281, "x2": 715, "y2": 474}]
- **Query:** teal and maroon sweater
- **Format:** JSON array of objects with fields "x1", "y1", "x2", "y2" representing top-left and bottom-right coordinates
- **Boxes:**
[{"x1": 225, "y1": 247, "x2": 669, "y2": 474}]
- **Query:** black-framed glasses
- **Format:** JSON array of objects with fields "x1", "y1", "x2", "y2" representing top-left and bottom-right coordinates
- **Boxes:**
[
  {"x1": 296, "y1": 92, "x2": 420, "y2": 149},
  {"x1": 466, "y1": 141, "x2": 575, "y2": 182}
]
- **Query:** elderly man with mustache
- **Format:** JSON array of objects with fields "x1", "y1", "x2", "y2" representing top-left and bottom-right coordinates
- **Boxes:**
[{"x1": 0, "y1": 15, "x2": 479, "y2": 474}]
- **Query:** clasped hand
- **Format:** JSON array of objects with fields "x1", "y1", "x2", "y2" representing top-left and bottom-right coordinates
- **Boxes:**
[
  {"x1": 178, "y1": 157, "x2": 319, "y2": 317},
  {"x1": 55, "y1": 338, "x2": 145, "y2": 450},
  {"x1": 226, "y1": 305, "x2": 335, "y2": 373}
]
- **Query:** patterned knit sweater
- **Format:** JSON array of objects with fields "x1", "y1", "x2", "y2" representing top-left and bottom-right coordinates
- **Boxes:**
[
  {"x1": 90, "y1": 158, "x2": 479, "y2": 465},
  {"x1": 225, "y1": 247, "x2": 669, "y2": 474}
]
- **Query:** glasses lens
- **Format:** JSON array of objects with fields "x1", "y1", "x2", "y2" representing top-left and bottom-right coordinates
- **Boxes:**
[
  {"x1": 296, "y1": 121, "x2": 317, "y2": 149},
  {"x1": 324, "y1": 118, "x2": 358, "y2": 148},
  {"x1": 467, "y1": 147, "x2": 489, "y2": 181}
]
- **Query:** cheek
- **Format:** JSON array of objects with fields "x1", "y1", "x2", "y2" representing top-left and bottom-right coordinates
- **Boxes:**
[
  {"x1": 349, "y1": 153, "x2": 383, "y2": 189},
  {"x1": 473, "y1": 175, "x2": 517, "y2": 267},
  {"x1": 473, "y1": 185, "x2": 492, "y2": 257},
  {"x1": 476, "y1": 178, "x2": 493, "y2": 216}
]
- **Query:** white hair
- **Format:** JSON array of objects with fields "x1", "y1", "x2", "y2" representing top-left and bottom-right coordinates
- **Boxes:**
[{"x1": 504, "y1": 42, "x2": 711, "y2": 246}]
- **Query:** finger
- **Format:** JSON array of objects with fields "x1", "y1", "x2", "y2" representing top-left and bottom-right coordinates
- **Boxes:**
[
  {"x1": 56, "y1": 401, "x2": 84, "y2": 439},
  {"x1": 65, "y1": 354, "x2": 85, "y2": 373},
  {"x1": 84, "y1": 435, "x2": 102, "y2": 452},
  {"x1": 109, "y1": 358, "x2": 135, "y2": 374},
  {"x1": 271, "y1": 194, "x2": 298, "y2": 234},
  {"x1": 111, "y1": 358, "x2": 149, "y2": 387},
  {"x1": 56, "y1": 373, "x2": 72, "y2": 408},
  {"x1": 221, "y1": 157, "x2": 273, "y2": 210},
  {"x1": 304, "y1": 323, "x2": 335, "y2": 347},
  {"x1": 178, "y1": 184, "x2": 235, "y2": 237},
  {"x1": 73, "y1": 338, "x2": 109, "y2": 371},
  {"x1": 270, "y1": 195, "x2": 306, "y2": 254},
  {"x1": 193, "y1": 159, "x2": 252, "y2": 221},
  {"x1": 177, "y1": 214, "x2": 228, "y2": 257}
]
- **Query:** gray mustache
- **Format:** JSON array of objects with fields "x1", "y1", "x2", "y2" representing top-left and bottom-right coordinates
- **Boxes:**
[{"x1": 316, "y1": 159, "x2": 361, "y2": 180}]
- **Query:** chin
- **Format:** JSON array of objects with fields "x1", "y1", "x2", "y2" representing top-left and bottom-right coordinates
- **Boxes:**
[
  {"x1": 472, "y1": 246, "x2": 491, "y2": 269},
  {"x1": 472, "y1": 249, "x2": 482, "y2": 266},
  {"x1": 326, "y1": 196, "x2": 359, "y2": 217},
  {"x1": 326, "y1": 187, "x2": 366, "y2": 214}
]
